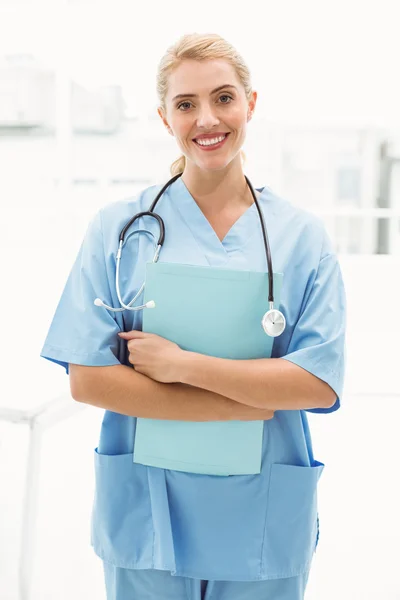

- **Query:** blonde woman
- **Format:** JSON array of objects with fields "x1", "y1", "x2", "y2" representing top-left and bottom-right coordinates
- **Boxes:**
[{"x1": 41, "y1": 33, "x2": 346, "y2": 600}]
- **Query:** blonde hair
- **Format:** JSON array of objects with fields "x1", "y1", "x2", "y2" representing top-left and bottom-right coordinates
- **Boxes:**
[{"x1": 156, "y1": 33, "x2": 252, "y2": 176}]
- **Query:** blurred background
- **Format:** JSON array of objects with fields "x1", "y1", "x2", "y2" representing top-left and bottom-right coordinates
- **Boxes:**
[{"x1": 0, "y1": 0, "x2": 399, "y2": 599}]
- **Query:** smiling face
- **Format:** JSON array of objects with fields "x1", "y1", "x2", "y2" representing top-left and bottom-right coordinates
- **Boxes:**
[{"x1": 158, "y1": 59, "x2": 257, "y2": 174}]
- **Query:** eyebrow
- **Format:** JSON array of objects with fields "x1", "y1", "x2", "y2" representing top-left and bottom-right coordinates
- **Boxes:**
[{"x1": 172, "y1": 84, "x2": 238, "y2": 102}]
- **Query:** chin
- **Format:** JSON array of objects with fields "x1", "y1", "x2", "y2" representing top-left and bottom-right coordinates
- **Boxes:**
[{"x1": 198, "y1": 157, "x2": 233, "y2": 171}]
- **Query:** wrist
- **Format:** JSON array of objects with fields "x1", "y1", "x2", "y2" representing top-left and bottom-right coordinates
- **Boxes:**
[{"x1": 177, "y1": 350, "x2": 201, "y2": 384}]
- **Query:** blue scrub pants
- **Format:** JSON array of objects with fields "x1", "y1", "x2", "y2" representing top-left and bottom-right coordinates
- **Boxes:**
[{"x1": 103, "y1": 563, "x2": 310, "y2": 600}]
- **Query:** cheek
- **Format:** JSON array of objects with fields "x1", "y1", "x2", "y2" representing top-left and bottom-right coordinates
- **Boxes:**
[
  {"x1": 227, "y1": 108, "x2": 248, "y2": 131},
  {"x1": 171, "y1": 116, "x2": 191, "y2": 139}
]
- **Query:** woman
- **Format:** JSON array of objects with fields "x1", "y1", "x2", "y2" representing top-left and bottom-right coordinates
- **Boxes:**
[{"x1": 41, "y1": 33, "x2": 346, "y2": 600}]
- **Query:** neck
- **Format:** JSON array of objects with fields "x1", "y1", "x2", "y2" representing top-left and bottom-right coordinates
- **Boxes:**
[{"x1": 181, "y1": 158, "x2": 253, "y2": 214}]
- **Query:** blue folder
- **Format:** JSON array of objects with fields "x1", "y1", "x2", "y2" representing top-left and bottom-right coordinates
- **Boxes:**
[{"x1": 133, "y1": 262, "x2": 283, "y2": 476}]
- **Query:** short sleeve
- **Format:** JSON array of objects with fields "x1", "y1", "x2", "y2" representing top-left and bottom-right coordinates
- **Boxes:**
[
  {"x1": 40, "y1": 210, "x2": 121, "y2": 375},
  {"x1": 280, "y1": 253, "x2": 346, "y2": 414}
]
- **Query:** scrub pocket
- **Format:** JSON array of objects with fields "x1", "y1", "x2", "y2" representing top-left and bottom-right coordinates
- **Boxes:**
[
  {"x1": 91, "y1": 450, "x2": 154, "y2": 568},
  {"x1": 262, "y1": 461, "x2": 324, "y2": 577}
]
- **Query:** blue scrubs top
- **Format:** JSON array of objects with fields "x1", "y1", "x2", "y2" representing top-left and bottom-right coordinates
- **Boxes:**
[{"x1": 40, "y1": 177, "x2": 346, "y2": 582}]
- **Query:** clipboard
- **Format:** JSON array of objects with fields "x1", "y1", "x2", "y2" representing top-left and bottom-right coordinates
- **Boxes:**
[{"x1": 133, "y1": 262, "x2": 283, "y2": 476}]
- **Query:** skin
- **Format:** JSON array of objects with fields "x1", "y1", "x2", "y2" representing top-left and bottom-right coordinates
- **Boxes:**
[
  {"x1": 118, "y1": 329, "x2": 186, "y2": 383},
  {"x1": 158, "y1": 58, "x2": 257, "y2": 216}
]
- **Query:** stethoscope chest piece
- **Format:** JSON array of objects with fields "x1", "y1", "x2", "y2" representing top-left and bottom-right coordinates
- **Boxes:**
[{"x1": 261, "y1": 309, "x2": 286, "y2": 337}]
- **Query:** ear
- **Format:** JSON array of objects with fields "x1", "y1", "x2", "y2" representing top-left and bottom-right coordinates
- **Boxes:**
[
  {"x1": 158, "y1": 107, "x2": 174, "y2": 136},
  {"x1": 247, "y1": 90, "x2": 258, "y2": 121}
]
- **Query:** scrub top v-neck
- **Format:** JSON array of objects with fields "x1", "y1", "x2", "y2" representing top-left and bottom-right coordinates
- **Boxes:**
[{"x1": 170, "y1": 176, "x2": 259, "y2": 265}]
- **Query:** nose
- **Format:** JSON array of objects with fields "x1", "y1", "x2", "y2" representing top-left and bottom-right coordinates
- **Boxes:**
[{"x1": 196, "y1": 105, "x2": 220, "y2": 129}]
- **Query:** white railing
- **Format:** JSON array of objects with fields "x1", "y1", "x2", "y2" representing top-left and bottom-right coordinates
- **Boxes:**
[{"x1": 0, "y1": 396, "x2": 86, "y2": 600}]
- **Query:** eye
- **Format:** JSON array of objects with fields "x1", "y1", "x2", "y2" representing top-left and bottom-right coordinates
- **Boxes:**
[
  {"x1": 177, "y1": 94, "x2": 234, "y2": 111},
  {"x1": 177, "y1": 101, "x2": 192, "y2": 111},
  {"x1": 219, "y1": 94, "x2": 233, "y2": 104}
]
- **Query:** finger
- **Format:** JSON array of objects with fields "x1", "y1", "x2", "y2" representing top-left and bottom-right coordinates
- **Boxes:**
[{"x1": 118, "y1": 330, "x2": 146, "y2": 340}]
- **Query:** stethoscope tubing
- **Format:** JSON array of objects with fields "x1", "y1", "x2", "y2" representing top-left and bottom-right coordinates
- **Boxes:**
[
  {"x1": 95, "y1": 173, "x2": 285, "y2": 336},
  {"x1": 119, "y1": 173, "x2": 274, "y2": 301}
]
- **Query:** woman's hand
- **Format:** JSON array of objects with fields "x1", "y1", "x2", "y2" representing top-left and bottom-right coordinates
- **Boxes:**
[{"x1": 118, "y1": 330, "x2": 185, "y2": 383}]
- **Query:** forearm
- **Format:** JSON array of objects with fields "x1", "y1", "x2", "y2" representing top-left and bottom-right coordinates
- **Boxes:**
[
  {"x1": 70, "y1": 363, "x2": 274, "y2": 422},
  {"x1": 179, "y1": 353, "x2": 336, "y2": 411}
]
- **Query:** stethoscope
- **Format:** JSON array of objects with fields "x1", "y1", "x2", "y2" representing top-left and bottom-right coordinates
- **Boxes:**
[{"x1": 95, "y1": 173, "x2": 286, "y2": 337}]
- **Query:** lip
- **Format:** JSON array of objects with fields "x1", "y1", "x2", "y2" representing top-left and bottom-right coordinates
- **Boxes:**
[
  {"x1": 193, "y1": 133, "x2": 230, "y2": 152},
  {"x1": 193, "y1": 132, "x2": 230, "y2": 140}
]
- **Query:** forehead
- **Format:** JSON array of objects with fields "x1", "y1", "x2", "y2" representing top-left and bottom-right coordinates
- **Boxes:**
[{"x1": 166, "y1": 59, "x2": 242, "y2": 99}]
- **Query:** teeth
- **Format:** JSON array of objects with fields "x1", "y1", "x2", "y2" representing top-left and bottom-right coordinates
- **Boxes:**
[{"x1": 196, "y1": 134, "x2": 226, "y2": 146}]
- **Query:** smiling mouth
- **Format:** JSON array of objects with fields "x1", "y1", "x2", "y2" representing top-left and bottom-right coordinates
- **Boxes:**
[{"x1": 193, "y1": 133, "x2": 230, "y2": 149}]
